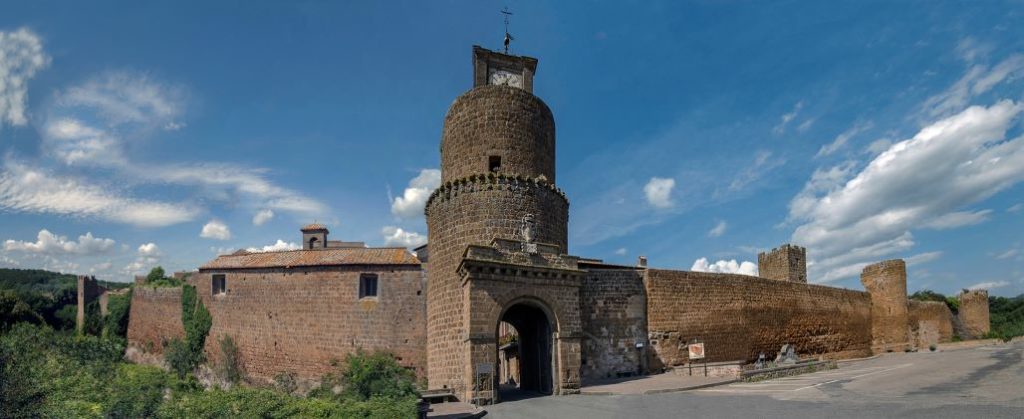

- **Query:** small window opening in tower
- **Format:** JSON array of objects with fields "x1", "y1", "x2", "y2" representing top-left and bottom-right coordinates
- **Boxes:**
[
  {"x1": 489, "y1": 155, "x2": 502, "y2": 173},
  {"x1": 308, "y1": 237, "x2": 318, "y2": 249}
]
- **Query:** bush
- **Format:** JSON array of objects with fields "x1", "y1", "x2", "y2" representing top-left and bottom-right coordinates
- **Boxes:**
[
  {"x1": 273, "y1": 371, "x2": 298, "y2": 395},
  {"x1": 105, "y1": 364, "x2": 170, "y2": 418},
  {"x1": 340, "y1": 350, "x2": 419, "y2": 401},
  {"x1": 166, "y1": 338, "x2": 200, "y2": 379},
  {"x1": 104, "y1": 289, "x2": 132, "y2": 338},
  {"x1": 217, "y1": 335, "x2": 242, "y2": 384},
  {"x1": 166, "y1": 285, "x2": 212, "y2": 378}
]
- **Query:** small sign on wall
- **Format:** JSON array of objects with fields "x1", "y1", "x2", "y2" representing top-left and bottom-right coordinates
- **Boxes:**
[{"x1": 688, "y1": 342, "x2": 705, "y2": 360}]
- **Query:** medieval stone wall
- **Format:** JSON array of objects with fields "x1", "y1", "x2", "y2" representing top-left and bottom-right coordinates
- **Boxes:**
[
  {"x1": 959, "y1": 289, "x2": 991, "y2": 339},
  {"x1": 579, "y1": 266, "x2": 647, "y2": 383},
  {"x1": 188, "y1": 266, "x2": 426, "y2": 382},
  {"x1": 907, "y1": 300, "x2": 954, "y2": 348},
  {"x1": 127, "y1": 287, "x2": 185, "y2": 353},
  {"x1": 860, "y1": 260, "x2": 910, "y2": 352},
  {"x1": 643, "y1": 269, "x2": 872, "y2": 368}
]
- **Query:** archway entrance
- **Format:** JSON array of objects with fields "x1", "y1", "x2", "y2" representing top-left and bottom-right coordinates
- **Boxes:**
[{"x1": 496, "y1": 302, "x2": 554, "y2": 401}]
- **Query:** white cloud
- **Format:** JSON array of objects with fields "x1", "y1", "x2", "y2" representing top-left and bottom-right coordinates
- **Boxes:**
[
  {"x1": 968, "y1": 280, "x2": 1009, "y2": 291},
  {"x1": 727, "y1": 151, "x2": 785, "y2": 192},
  {"x1": 246, "y1": 240, "x2": 300, "y2": 253},
  {"x1": 921, "y1": 210, "x2": 992, "y2": 230},
  {"x1": 708, "y1": 220, "x2": 727, "y2": 238},
  {"x1": 56, "y1": 71, "x2": 184, "y2": 127},
  {"x1": 789, "y1": 100, "x2": 1024, "y2": 282},
  {"x1": 643, "y1": 177, "x2": 675, "y2": 208},
  {"x1": 690, "y1": 257, "x2": 758, "y2": 276},
  {"x1": 138, "y1": 243, "x2": 160, "y2": 257},
  {"x1": 3, "y1": 229, "x2": 115, "y2": 255},
  {"x1": 391, "y1": 169, "x2": 441, "y2": 220},
  {"x1": 921, "y1": 54, "x2": 1024, "y2": 118},
  {"x1": 90, "y1": 262, "x2": 112, "y2": 273},
  {"x1": 0, "y1": 28, "x2": 50, "y2": 128},
  {"x1": 614, "y1": 247, "x2": 628, "y2": 256},
  {"x1": 252, "y1": 209, "x2": 274, "y2": 226},
  {"x1": 906, "y1": 251, "x2": 942, "y2": 266},
  {"x1": 200, "y1": 219, "x2": 231, "y2": 240},
  {"x1": 816, "y1": 121, "x2": 873, "y2": 157},
  {"x1": 31, "y1": 72, "x2": 327, "y2": 224},
  {"x1": 146, "y1": 163, "x2": 327, "y2": 217},
  {"x1": 996, "y1": 249, "x2": 1019, "y2": 260},
  {"x1": 866, "y1": 138, "x2": 894, "y2": 155},
  {"x1": 1008, "y1": 203, "x2": 1023, "y2": 213},
  {"x1": 382, "y1": 226, "x2": 427, "y2": 248},
  {"x1": 0, "y1": 161, "x2": 199, "y2": 227},
  {"x1": 124, "y1": 243, "x2": 161, "y2": 275},
  {"x1": 773, "y1": 101, "x2": 803, "y2": 134},
  {"x1": 797, "y1": 119, "x2": 815, "y2": 133}
]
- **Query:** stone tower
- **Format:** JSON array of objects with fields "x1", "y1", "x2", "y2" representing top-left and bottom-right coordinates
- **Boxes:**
[
  {"x1": 300, "y1": 223, "x2": 328, "y2": 250},
  {"x1": 757, "y1": 244, "x2": 807, "y2": 283},
  {"x1": 860, "y1": 259, "x2": 910, "y2": 352},
  {"x1": 958, "y1": 289, "x2": 990, "y2": 338},
  {"x1": 425, "y1": 46, "x2": 574, "y2": 400}
]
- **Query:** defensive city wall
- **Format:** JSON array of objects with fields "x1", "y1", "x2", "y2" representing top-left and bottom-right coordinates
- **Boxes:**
[
  {"x1": 123, "y1": 46, "x2": 992, "y2": 401},
  {"x1": 125, "y1": 245, "x2": 991, "y2": 386}
]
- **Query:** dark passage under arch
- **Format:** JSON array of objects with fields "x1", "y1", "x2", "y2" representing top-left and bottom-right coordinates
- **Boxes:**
[{"x1": 497, "y1": 302, "x2": 554, "y2": 401}]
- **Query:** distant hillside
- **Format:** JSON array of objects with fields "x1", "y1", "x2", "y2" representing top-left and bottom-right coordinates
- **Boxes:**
[
  {"x1": 0, "y1": 268, "x2": 129, "y2": 295},
  {"x1": 990, "y1": 294, "x2": 1024, "y2": 339}
]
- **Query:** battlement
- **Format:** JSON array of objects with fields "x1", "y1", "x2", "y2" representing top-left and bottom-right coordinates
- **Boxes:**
[{"x1": 757, "y1": 243, "x2": 807, "y2": 283}]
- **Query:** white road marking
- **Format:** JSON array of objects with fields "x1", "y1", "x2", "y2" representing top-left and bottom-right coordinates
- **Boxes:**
[{"x1": 700, "y1": 363, "x2": 915, "y2": 394}]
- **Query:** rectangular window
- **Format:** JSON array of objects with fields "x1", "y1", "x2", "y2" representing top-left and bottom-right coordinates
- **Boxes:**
[
  {"x1": 488, "y1": 155, "x2": 501, "y2": 172},
  {"x1": 212, "y1": 274, "x2": 226, "y2": 295},
  {"x1": 359, "y1": 274, "x2": 378, "y2": 298}
]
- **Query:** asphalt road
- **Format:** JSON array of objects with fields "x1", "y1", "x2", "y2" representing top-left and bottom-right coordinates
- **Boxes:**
[{"x1": 485, "y1": 341, "x2": 1024, "y2": 419}]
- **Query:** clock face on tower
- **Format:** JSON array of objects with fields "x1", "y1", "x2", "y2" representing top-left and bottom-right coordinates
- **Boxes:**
[{"x1": 488, "y1": 68, "x2": 524, "y2": 88}]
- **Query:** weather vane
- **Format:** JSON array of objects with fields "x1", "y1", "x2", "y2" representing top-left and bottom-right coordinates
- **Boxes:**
[{"x1": 501, "y1": 6, "x2": 514, "y2": 54}]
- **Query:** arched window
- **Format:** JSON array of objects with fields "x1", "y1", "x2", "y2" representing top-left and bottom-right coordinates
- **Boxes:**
[{"x1": 309, "y1": 237, "x2": 319, "y2": 249}]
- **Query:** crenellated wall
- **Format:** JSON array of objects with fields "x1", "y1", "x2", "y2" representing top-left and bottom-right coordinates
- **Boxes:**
[
  {"x1": 643, "y1": 269, "x2": 872, "y2": 368},
  {"x1": 127, "y1": 286, "x2": 185, "y2": 353}
]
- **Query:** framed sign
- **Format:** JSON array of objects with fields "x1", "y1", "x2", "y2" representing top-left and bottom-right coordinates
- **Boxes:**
[{"x1": 688, "y1": 343, "x2": 705, "y2": 360}]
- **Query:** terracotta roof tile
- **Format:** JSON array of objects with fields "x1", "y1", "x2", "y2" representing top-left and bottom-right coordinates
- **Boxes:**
[
  {"x1": 199, "y1": 247, "x2": 419, "y2": 270},
  {"x1": 300, "y1": 223, "x2": 329, "y2": 231}
]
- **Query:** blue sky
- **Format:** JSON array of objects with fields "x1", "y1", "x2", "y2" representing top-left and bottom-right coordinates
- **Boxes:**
[{"x1": 1, "y1": 1, "x2": 1023, "y2": 296}]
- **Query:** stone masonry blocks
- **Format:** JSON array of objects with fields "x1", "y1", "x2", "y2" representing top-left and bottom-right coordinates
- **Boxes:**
[
  {"x1": 757, "y1": 244, "x2": 807, "y2": 283},
  {"x1": 958, "y1": 289, "x2": 990, "y2": 339},
  {"x1": 860, "y1": 259, "x2": 910, "y2": 352}
]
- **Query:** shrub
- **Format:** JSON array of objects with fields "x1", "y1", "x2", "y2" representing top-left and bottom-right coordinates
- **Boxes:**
[
  {"x1": 274, "y1": 371, "x2": 298, "y2": 395},
  {"x1": 0, "y1": 340, "x2": 46, "y2": 418},
  {"x1": 103, "y1": 289, "x2": 132, "y2": 338},
  {"x1": 217, "y1": 335, "x2": 242, "y2": 384},
  {"x1": 340, "y1": 350, "x2": 419, "y2": 401},
  {"x1": 105, "y1": 364, "x2": 170, "y2": 418},
  {"x1": 166, "y1": 285, "x2": 212, "y2": 378},
  {"x1": 166, "y1": 338, "x2": 200, "y2": 379}
]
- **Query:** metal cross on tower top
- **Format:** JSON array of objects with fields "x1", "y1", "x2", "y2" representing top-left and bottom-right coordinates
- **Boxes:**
[{"x1": 501, "y1": 7, "x2": 514, "y2": 54}]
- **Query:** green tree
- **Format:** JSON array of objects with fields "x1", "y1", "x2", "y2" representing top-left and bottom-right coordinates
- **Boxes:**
[{"x1": 146, "y1": 267, "x2": 167, "y2": 283}]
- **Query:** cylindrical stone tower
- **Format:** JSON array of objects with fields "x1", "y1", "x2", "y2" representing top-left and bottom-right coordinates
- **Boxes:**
[
  {"x1": 958, "y1": 289, "x2": 990, "y2": 338},
  {"x1": 860, "y1": 259, "x2": 910, "y2": 353},
  {"x1": 425, "y1": 46, "x2": 569, "y2": 395}
]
